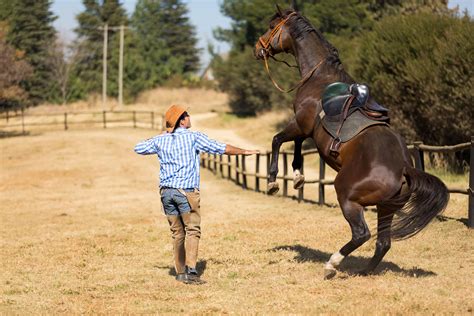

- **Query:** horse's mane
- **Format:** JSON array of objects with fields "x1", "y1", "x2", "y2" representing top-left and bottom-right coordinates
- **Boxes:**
[{"x1": 273, "y1": 9, "x2": 341, "y2": 63}]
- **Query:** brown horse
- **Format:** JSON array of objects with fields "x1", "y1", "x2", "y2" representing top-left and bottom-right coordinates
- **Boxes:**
[{"x1": 254, "y1": 8, "x2": 449, "y2": 279}]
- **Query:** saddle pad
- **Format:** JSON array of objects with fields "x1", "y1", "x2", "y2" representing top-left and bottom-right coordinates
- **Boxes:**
[{"x1": 322, "y1": 109, "x2": 389, "y2": 143}]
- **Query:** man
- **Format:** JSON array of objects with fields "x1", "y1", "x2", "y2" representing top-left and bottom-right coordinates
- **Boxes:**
[{"x1": 134, "y1": 104, "x2": 258, "y2": 284}]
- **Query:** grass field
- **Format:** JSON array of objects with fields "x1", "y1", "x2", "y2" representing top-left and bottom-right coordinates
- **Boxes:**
[{"x1": 1, "y1": 127, "x2": 472, "y2": 314}]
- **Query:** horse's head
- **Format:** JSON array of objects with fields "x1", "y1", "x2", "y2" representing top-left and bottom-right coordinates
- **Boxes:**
[{"x1": 254, "y1": 6, "x2": 298, "y2": 60}]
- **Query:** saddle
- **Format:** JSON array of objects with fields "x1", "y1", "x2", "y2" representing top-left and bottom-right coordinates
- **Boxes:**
[{"x1": 320, "y1": 82, "x2": 390, "y2": 157}]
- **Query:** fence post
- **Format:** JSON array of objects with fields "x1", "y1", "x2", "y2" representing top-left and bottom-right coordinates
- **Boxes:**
[
  {"x1": 21, "y1": 108, "x2": 25, "y2": 134},
  {"x1": 283, "y1": 152, "x2": 288, "y2": 197},
  {"x1": 255, "y1": 154, "x2": 260, "y2": 193},
  {"x1": 213, "y1": 154, "x2": 217, "y2": 174},
  {"x1": 64, "y1": 113, "x2": 68, "y2": 130},
  {"x1": 298, "y1": 156, "x2": 304, "y2": 203},
  {"x1": 235, "y1": 155, "x2": 240, "y2": 185},
  {"x1": 242, "y1": 155, "x2": 247, "y2": 189},
  {"x1": 133, "y1": 111, "x2": 136, "y2": 128},
  {"x1": 319, "y1": 158, "x2": 326, "y2": 205},
  {"x1": 413, "y1": 141, "x2": 425, "y2": 171},
  {"x1": 227, "y1": 155, "x2": 231, "y2": 180},
  {"x1": 219, "y1": 155, "x2": 223, "y2": 177},
  {"x1": 103, "y1": 111, "x2": 106, "y2": 129},
  {"x1": 469, "y1": 136, "x2": 474, "y2": 228},
  {"x1": 151, "y1": 112, "x2": 154, "y2": 129},
  {"x1": 266, "y1": 152, "x2": 271, "y2": 195}
]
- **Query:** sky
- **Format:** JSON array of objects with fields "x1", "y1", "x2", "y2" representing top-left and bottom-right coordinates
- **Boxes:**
[{"x1": 52, "y1": 0, "x2": 473, "y2": 72}]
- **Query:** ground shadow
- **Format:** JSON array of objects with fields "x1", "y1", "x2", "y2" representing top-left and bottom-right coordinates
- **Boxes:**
[
  {"x1": 436, "y1": 215, "x2": 469, "y2": 227},
  {"x1": 163, "y1": 259, "x2": 208, "y2": 276},
  {"x1": 0, "y1": 130, "x2": 33, "y2": 138},
  {"x1": 270, "y1": 244, "x2": 436, "y2": 278}
]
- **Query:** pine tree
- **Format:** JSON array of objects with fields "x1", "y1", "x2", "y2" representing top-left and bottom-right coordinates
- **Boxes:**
[
  {"x1": 132, "y1": 0, "x2": 200, "y2": 87},
  {"x1": 159, "y1": 0, "x2": 200, "y2": 73},
  {"x1": 72, "y1": 0, "x2": 128, "y2": 97},
  {"x1": 131, "y1": 0, "x2": 179, "y2": 88},
  {"x1": 6, "y1": 0, "x2": 57, "y2": 104},
  {"x1": 0, "y1": 0, "x2": 14, "y2": 21}
]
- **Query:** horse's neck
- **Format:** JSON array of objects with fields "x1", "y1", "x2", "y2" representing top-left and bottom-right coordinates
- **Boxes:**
[
  {"x1": 293, "y1": 33, "x2": 326, "y2": 76},
  {"x1": 292, "y1": 32, "x2": 352, "y2": 92}
]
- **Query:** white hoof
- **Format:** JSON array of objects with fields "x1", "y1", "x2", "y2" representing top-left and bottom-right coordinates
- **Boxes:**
[
  {"x1": 324, "y1": 268, "x2": 337, "y2": 280},
  {"x1": 268, "y1": 182, "x2": 279, "y2": 195},
  {"x1": 293, "y1": 174, "x2": 305, "y2": 190}
]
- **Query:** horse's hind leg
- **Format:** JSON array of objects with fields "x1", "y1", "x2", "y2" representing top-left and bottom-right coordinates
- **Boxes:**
[
  {"x1": 292, "y1": 137, "x2": 305, "y2": 189},
  {"x1": 361, "y1": 207, "x2": 394, "y2": 275},
  {"x1": 324, "y1": 200, "x2": 371, "y2": 279}
]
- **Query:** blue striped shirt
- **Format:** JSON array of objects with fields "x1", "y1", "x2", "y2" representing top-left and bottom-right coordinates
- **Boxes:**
[{"x1": 134, "y1": 127, "x2": 226, "y2": 189}]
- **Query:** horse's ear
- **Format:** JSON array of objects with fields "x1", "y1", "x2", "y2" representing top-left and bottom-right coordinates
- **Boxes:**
[
  {"x1": 291, "y1": 0, "x2": 299, "y2": 12},
  {"x1": 275, "y1": 3, "x2": 283, "y2": 16}
]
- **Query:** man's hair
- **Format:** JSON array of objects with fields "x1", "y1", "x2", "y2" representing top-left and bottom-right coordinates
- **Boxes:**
[{"x1": 173, "y1": 111, "x2": 189, "y2": 132}]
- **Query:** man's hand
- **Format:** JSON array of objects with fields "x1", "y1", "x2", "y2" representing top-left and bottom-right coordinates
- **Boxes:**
[{"x1": 243, "y1": 149, "x2": 260, "y2": 156}]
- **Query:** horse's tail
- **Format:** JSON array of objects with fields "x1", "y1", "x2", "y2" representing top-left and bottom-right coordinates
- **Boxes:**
[{"x1": 379, "y1": 165, "x2": 449, "y2": 241}]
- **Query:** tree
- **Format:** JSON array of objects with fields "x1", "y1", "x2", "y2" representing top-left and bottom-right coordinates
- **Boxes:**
[
  {"x1": 0, "y1": 23, "x2": 32, "y2": 110},
  {"x1": 72, "y1": 0, "x2": 128, "y2": 98},
  {"x1": 47, "y1": 39, "x2": 85, "y2": 105},
  {"x1": 159, "y1": 0, "x2": 200, "y2": 73},
  {"x1": 357, "y1": 12, "x2": 473, "y2": 146},
  {"x1": 6, "y1": 0, "x2": 57, "y2": 104},
  {"x1": 131, "y1": 0, "x2": 200, "y2": 89}
]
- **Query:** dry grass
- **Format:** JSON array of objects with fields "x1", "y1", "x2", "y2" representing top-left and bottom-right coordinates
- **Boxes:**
[
  {"x1": 1, "y1": 128, "x2": 473, "y2": 314},
  {"x1": 26, "y1": 88, "x2": 229, "y2": 115}
]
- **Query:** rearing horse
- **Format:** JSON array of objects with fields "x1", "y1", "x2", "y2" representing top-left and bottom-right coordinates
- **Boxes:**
[{"x1": 254, "y1": 8, "x2": 449, "y2": 279}]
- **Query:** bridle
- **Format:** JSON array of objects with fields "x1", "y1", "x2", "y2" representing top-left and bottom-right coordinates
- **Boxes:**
[{"x1": 257, "y1": 12, "x2": 324, "y2": 93}]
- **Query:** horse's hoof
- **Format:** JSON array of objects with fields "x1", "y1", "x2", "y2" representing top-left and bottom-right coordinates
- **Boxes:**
[
  {"x1": 267, "y1": 182, "x2": 279, "y2": 195},
  {"x1": 355, "y1": 270, "x2": 370, "y2": 277},
  {"x1": 293, "y1": 174, "x2": 305, "y2": 190},
  {"x1": 324, "y1": 268, "x2": 337, "y2": 280}
]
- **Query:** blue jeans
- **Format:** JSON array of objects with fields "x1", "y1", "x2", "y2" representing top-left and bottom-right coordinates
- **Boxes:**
[{"x1": 160, "y1": 188, "x2": 193, "y2": 216}]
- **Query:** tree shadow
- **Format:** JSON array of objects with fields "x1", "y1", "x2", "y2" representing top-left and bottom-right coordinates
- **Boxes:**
[
  {"x1": 0, "y1": 131, "x2": 31, "y2": 138},
  {"x1": 436, "y1": 215, "x2": 469, "y2": 227},
  {"x1": 269, "y1": 244, "x2": 436, "y2": 278}
]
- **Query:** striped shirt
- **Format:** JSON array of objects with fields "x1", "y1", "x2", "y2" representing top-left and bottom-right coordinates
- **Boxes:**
[{"x1": 134, "y1": 127, "x2": 226, "y2": 189}]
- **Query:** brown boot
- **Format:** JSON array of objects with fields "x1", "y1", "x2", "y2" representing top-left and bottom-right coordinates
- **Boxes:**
[{"x1": 166, "y1": 215, "x2": 186, "y2": 275}]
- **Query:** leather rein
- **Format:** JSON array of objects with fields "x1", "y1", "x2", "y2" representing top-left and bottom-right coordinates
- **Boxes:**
[{"x1": 257, "y1": 12, "x2": 324, "y2": 93}]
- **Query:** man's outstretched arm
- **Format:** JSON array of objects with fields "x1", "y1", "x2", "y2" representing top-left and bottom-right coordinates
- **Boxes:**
[{"x1": 224, "y1": 144, "x2": 259, "y2": 156}]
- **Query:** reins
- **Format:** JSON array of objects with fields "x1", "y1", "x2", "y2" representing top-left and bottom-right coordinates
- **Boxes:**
[
  {"x1": 263, "y1": 55, "x2": 324, "y2": 93},
  {"x1": 258, "y1": 12, "x2": 325, "y2": 93}
]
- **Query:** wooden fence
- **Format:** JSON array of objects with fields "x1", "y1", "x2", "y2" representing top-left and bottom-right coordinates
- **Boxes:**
[
  {"x1": 0, "y1": 109, "x2": 163, "y2": 133},
  {"x1": 1, "y1": 109, "x2": 472, "y2": 227},
  {"x1": 201, "y1": 137, "x2": 473, "y2": 228}
]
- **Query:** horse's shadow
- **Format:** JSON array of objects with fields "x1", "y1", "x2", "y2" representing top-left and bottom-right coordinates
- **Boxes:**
[{"x1": 270, "y1": 244, "x2": 436, "y2": 278}]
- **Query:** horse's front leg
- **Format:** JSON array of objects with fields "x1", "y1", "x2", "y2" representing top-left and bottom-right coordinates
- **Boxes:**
[
  {"x1": 292, "y1": 137, "x2": 305, "y2": 190},
  {"x1": 268, "y1": 119, "x2": 304, "y2": 195}
]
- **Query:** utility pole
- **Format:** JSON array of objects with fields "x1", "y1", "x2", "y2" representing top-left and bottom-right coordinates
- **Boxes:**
[
  {"x1": 102, "y1": 24, "x2": 108, "y2": 108},
  {"x1": 118, "y1": 24, "x2": 124, "y2": 107}
]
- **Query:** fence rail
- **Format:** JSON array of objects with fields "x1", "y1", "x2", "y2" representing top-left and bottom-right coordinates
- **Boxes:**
[
  {"x1": 1, "y1": 109, "x2": 472, "y2": 227},
  {"x1": 0, "y1": 109, "x2": 163, "y2": 133}
]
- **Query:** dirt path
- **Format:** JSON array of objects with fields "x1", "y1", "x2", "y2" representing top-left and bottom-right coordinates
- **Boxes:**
[{"x1": 0, "y1": 128, "x2": 472, "y2": 314}]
